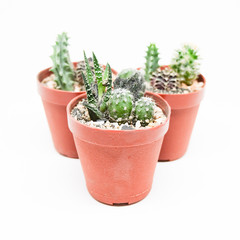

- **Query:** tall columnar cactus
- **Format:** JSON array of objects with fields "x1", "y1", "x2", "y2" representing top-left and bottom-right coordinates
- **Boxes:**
[
  {"x1": 108, "y1": 89, "x2": 133, "y2": 122},
  {"x1": 144, "y1": 43, "x2": 160, "y2": 82},
  {"x1": 50, "y1": 32, "x2": 75, "y2": 91},
  {"x1": 114, "y1": 69, "x2": 145, "y2": 100},
  {"x1": 171, "y1": 44, "x2": 200, "y2": 86},
  {"x1": 135, "y1": 97, "x2": 155, "y2": 124}
]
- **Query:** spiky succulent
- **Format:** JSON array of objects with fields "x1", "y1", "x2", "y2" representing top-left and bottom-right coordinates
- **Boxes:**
[
  {"x1": 171, "y1": 44, "x2": 200, "y2": 86},
  {"x1": 135, "y1": 97, "x2": 155, "y2": 124},
  {"x1": 114, "y1": 69, "x2": 145, "y2": 100},
  {"x1": 108, "y1": 89, "x2": 133, "y2": 122},
  {"x1": 75, "y1": 57, "x2": 95, "y2": 85},
  {"x1": 151, "y1": 67, "x2": 185, "y2": 93},
  {"x1": 144, "y1": 43, "x2": 160, "y2": 82},
  {"x1": 50, "y1": 32, "x2": 75, "y2": 91}
]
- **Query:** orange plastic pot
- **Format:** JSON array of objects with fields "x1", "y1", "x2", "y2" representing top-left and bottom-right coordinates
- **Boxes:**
[
  {"x1": 158, "y1": 69, "x2": 206, "y2": 161},
  {"x1": 37, "y1": 63, "x2": 118, "y2": 158},
  {"x1": 67, "y1": 92, "x2": 171, "y2": 205}
]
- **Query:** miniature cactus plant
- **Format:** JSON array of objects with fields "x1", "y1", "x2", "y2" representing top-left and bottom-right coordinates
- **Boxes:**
[
  {"x1": 135, "y1": 97, "x2": 155, "y2": 124},
  {"x1": 114, "y1": 69, "x2": 145, "y2": 100},
  {"x1": 108, "y1": 89, "x2": 134, "y2": 122},
  {"x1": 144, "y1": 43, "x2": 160, "y2": 82},
  {"x1": 171, "y1": 44, "x2": 200, "y2": 86},
  {"x1": 81, "y1": 52, "x2": 157, "y2": 126},
  {"x1": 50, "y1": 32, "x2": 75, "y2": 91},
  {"x1": 150, "y1": 67, "x2": 188, "y2": 93}
]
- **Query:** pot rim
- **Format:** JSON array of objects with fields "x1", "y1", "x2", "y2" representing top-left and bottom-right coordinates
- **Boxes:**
[{"x1": 67, "y1": 91, "x2": 171, "y2": 133}]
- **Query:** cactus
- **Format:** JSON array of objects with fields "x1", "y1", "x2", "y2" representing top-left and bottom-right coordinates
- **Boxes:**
[
  {"x1": 150, "y1": 67, "x2": 186, "y2": 93},
  {"x1": 114, "y1": 69, "x2": 145, "y2": 100},
  {"x1": 108, "y1": 89, "x2": 133, "y2": 122},
  {"x1": 50, "y1": 32, "x2": 75, "y2": 91},
  {"x1": 171, "y1": 44, "x2": 200, "y2": 86},
  {"x1": 135, "y1": 97, "x2": 155, "y2": 124},
  {"x1": 145, "y1": 43, "x2": 160, "y2": 82}
]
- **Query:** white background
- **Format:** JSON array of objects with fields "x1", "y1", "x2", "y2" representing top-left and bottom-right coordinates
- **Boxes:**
[{"x1": 1, "y1": 0, "x2": 240, "y2": 239}]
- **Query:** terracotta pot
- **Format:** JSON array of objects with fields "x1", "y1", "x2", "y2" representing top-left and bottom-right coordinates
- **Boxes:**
[
  {"x1": 67, "y1": 91, "x2": 171, "y2": 205},
  {"x1": 157, "y1": 67, "x2": 206, "y2": 161},
  {"x1": 37, "y1": 63, "x2": 118, "y2": 158}
]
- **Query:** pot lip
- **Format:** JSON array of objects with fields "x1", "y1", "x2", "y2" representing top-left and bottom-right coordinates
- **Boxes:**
[
  {"x1": 37, "y1": 63, "x2": 118, "y2": 94},
  {"x1": 138, "y1": 66, "x2": 206, "y2": 96},
  {"x1": 67, "y1": 91, "x2": 171, "y2": 133}
]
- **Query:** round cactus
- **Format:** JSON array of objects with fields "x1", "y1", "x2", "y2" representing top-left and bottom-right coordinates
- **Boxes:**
[
  {"x1": 135, "y1": 97, "x2": 155, "y2": 124},
  {"x1": 114, "y1": 69, "x2": 145, "y2": 101},
  {"x1": 108, "y1": 89, "x2": 133, "y2": 122}
]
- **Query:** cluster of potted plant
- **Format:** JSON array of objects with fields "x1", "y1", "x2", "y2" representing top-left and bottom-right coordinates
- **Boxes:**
[
  {"x1": 37, "y1": 32, "x2": 205, "y2": 205},
  {"x1": 143, "y1": 43, "x2": 206, "y2": 161}
]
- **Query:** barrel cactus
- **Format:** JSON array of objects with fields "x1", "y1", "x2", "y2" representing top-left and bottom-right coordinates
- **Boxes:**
[
  {"x1": 135, "y1": 97, "x2": 155, "y2": 124},
  {"x1": 114, "y1": 69, "x2": 145, "y2": 100},
  {"x1": 151, "y1": 67, "x2": 184, "y2": 93},
  {"x1": 50, "y1": 32, "x2": 75, "y2": 91},
  {"x1": 171, "y1": 44, "x2": 200, "y2": 86},
  {"x1": 108, "y1": 89, "x2": 134, "y2": 122}
]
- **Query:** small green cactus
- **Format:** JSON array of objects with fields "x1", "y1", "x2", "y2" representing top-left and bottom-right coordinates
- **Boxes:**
[
  {"x1": 171, "y1": 44, "x2": 200, "y2": 86},
  {"x1": 135, "y1": 97, "x2": 155, "y2": 124},
  {"x1": 114, "y1": 69, "x2": 145, "y2": 100},
  {"x1": 50, "y1": 32, "x2": 75, "y2": 91},
  {"x1": 145, "y1": 43, "x2": 160, "y2": 82},
  {"x1": 108, "y1": 89, "x2": 133, "y2": 122}
]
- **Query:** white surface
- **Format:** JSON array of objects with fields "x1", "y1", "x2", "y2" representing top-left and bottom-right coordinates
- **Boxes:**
[{"x1": 0, "y1": 0, "x2": 240, "y2": 239}]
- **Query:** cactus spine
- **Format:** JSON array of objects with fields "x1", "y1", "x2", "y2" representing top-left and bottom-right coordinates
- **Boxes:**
[
  {"x1": 171, "y1": 44, "x2": 200, "y2": 86},
  {"x1": 50, "y1": 32, "x2": 75, "y2": 91},
  {"x1": 145, "y1": 43, "x2": 160, "y2": 82},
  {"x1": 135, "y1": 97, "x2": 155, "y2": 124}
]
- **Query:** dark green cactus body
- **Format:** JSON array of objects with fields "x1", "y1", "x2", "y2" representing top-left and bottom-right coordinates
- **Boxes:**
[
  {"x1": 171, "y1": 45, "x2": 200, "y2": 86},
  {"x1": 108, "y1": 89, "x2": 133, "y2": 122},
  {"x1": 135, "y1": 97, "x2": 155, "y2": 124},
  {"x1": 145, "y1": 43, "x2": 160, "y2": 82},
  {"x1": 114, "y1": 69, "x2": 145, "y2": 101},
  {"x1": 50, "y1": 32, "x2": 75, "y2": 91}
]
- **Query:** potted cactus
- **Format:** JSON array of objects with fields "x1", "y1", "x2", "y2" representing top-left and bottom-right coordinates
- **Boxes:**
[
  {"x1": 67, "y1": 53, "x2": 171, "y2": 205},
  {"x1": 143, "y1": 43, "x2": 206, "y2": 161},
  {"x1": 37, "y1": 32, "x2": 117, "y2": 158}
]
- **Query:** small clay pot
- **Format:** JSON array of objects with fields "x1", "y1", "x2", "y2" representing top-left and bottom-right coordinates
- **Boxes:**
[
  {"x1": 157, "y1": 67, "x2": 206, "y2": 161},
  {"x1": 67, "y1": 91, "x2": 171, "y2": 205},
  {"x1": 37, "y1": 63, "x2": 118, "y2": 158}
]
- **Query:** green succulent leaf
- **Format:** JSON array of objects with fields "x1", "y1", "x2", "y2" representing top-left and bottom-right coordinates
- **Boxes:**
[
  {"x1": 84, "y1": 51, "x2": 94, "y2": 85},
  {"x1": 83, "y1": 102, "x2": 103, "y2": 121},
  {"x1": 82, "y1": 72, "x2": 96, "y2": 105},
  {"x1": 92, "y1": 52, "x2": 104, "y2": 100}
]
